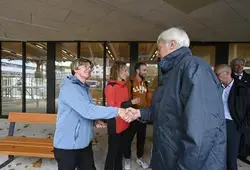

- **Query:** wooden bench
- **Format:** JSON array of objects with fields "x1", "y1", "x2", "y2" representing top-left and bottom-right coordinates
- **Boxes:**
[{"x1": 0, "y1": 112, "x2": 57, "y2": 168}]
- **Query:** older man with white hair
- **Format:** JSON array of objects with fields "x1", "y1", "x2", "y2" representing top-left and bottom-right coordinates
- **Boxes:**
[
  {"x1": 230, "y1": 58, "x2": 250, "y2": 84},
  {"x1": 126, "y1": 27, "x2": 227, "y2": 170}
]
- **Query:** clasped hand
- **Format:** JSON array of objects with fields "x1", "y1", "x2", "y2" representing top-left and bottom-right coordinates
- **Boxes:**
[{"x1": 118, "y1": 107, "x2": 141, "y2": 123}]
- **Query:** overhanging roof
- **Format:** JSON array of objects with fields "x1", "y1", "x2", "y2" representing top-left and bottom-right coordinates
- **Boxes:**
[{"x1": 0, "y1": 0, "x2": 250, "y2": 41}]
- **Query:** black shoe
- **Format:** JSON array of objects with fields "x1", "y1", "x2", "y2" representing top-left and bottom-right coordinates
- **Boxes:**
[{"x1": 238, "y1": 156, "x2": 250, "y2": 165}]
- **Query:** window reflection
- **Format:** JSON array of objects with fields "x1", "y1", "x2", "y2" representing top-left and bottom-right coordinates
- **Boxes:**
[
  {"x1": 138, "y1": 43, "x2": 158, "y2": 92},
  {"x1": 229, "y1": 43, "x2": 250, "y2": 73},
  {"x1": 1, "y1": 42, "x2": 23, "y2": 115},
  {"x1": 190, "y1": 46, "x2": 216, "y2": 67},
  {"x1": 81, "y1": 42, "x2": 104, "y2": 105},
  {"x1": 26, "y1": 42, "x2": 47, "y2": 113},
  {"x1": 55, "y1": 43, "x2": 77, "y2": 112}
]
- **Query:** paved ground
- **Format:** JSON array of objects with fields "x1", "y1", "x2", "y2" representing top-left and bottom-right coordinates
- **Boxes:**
[{"x1": 0, "y1": 119, "x2": 250, "y2": 170}]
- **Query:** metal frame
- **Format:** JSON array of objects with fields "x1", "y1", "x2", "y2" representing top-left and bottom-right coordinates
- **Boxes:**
[
  {"x1": 22, "y1": 42, "x2": 26, "y2": 112},
  {"x1": 129, "y1": 42, "x2": 139, "y2": 75},
  {"x1": 102, "y1": 42, "x2": 107, "y2": 106},
  {"x1": 77, "y1": 41, "x2": 80, "y2": 58},
  {"x1": 0, "y1": 42, "x2": 2, "y2": 116},
  {"x1": 47, "y1": 42, "x2": 56, "y2": 113}
]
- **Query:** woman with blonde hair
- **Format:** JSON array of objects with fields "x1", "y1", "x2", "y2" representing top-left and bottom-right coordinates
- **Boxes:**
[{"x1": 104, "y1": 61, "x2": 140, "y2": 170}]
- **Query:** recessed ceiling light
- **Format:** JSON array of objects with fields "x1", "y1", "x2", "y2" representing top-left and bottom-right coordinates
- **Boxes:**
[
  {"x1": 36, "y1": 45, "x2": 43, "y2": 49},
  {"x1": 2, "y1": 49, "x2": 11, "y2": 53}
]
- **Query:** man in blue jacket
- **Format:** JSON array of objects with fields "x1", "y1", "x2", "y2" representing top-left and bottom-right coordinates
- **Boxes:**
[
  {"x1": 127, "y1": 27, "x2": 227, "y2": 170},
  {"x1": 53, "y1": 58, "x2": 128, "y2": 170}
]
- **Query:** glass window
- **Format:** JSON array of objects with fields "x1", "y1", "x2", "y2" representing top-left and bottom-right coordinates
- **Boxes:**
[
  {"x1": 1, "y1": 42, "x2": 23, "y2": 115},
  {"x1": 55, "y1": 43, "x2": 77, "y2": 112},
  {"x1": 229, "y1": 43, "x2": 250, "y2": 73},
  {"x1": 80, "y1": 42, "x2": 104, "y2": 105},
  {"x1": 26, "y1": 42, "x2": 47, "y2": 112},
  {"x1": 138, "y1": 43, "x2": 158, "y2": 92},
  {"x1": 191, "y1": 46, "x2": 216, "y2": 67}
]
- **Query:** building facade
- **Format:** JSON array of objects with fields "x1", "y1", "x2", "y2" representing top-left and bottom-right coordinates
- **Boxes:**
[{"x1": 1, "y1": 41, "x2": 250, "y2": 117}]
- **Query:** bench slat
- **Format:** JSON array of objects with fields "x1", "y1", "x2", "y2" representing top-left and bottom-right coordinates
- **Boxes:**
[
  {"x1": 8, "y1": 112, "x2": 57, "y2": 124},
  {"x1": 0, "y1": 145, "x2": 54, "y2": 158},
  {"x1": 2, "y1": 137, "x2": 53, "y2": 144},
  {"x1": 0, "y1": 142, "x2": 53, "y2": 148}
]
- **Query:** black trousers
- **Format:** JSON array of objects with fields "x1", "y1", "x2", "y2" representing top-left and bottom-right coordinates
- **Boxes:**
[
  {"x1": 123, "y1": 120, "x2": 147, "y2": 159},
  {"x1": 226, "y1": 120, "x2": 241, "y2": 170},
  {"x1": 239, "y1": 131, "x2": 250, "y2": 158},
  {"x1": 104, "y1": 133, "x2": 123, "y2": 170},
  {"x1": 54, "y1": 143, "x2": 96, "y2": 170}
]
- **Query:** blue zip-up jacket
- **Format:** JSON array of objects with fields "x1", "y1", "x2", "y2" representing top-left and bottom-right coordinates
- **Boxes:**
[{"x1": 53, "y1": 75, "x2": 118, "y2": 149}]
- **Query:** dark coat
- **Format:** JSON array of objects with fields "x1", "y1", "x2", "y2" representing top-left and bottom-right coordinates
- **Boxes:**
[
  {"x1": 228, "y1": 79, "x2": 250, "y2": 133},
  {"x1": 232, "y1": 71, "x2": 250, "y2": 156},
  {"x1": 140, "y1": 47, "x2": 226, "y2": 170},
  {"x1": 232, "y1": 71, "x2": 250, "y2": 84}
]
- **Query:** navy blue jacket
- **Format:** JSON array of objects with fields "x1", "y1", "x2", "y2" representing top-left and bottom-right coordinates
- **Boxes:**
[{"x1": 141, "y1": 47, "x2": 226, "y2": 170}]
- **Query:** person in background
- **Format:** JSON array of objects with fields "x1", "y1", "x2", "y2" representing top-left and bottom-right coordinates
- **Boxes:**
[
  {"x1": 230, "y1": 58, "x2": 250, "y2": 84},
  {"x1": 124, "y1": 27, "x2": 226, "y2": 170},
  {"x1": 53, "y1": 58, "x2": 129, "y2": 170},
  {"x1": 123, "y1": 62, "x2": 150, "y2": 170},
  {"x1": 104, "y1": 61, "x2": 140, "y2": 170},
  {"x1": 215, "y1": 64, "x2": 250, "y2": 170},
  {"x1": 230, "y1": 58, "x2": 250, "y2": 164}
]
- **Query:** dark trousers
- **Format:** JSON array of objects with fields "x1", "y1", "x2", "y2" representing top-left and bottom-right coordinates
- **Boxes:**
[
  {"x1": 54, "y1": 143, "x2": 96, "y2": 170},
  {"x1": 239, "y1": 131, "x2": 250, "y2": 158},
  {"x1": 104, "y1": 133, "x2": 123, "y2": 170},
  {"x1": 123, "y1": 120, "x2": 147, "y2": 159},
  {"x1": 226, "y1": 120, "x2": 241, "y2": 170}
]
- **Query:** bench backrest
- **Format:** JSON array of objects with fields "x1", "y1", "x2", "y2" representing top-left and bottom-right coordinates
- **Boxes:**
[{"x1": 8, "y1": 112, "x2": 57, "y2": 125}]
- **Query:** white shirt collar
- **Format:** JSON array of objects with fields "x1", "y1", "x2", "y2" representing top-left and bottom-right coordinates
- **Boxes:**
[{"x1": 222, "y1": 79, "x2": 234, "y2": 89}]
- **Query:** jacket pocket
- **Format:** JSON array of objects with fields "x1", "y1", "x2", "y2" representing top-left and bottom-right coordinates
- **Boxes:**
[{"x1": 74, "y1": 120, "x2": 81, "y2": 141}]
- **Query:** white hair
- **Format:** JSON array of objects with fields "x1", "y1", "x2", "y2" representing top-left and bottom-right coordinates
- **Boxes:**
[
  {"x1": 157, "y1": 27, "x2": 190, "y2": 49},
  {"x1": 230, "y1": 58, "x2": 246, "y2": 67}
]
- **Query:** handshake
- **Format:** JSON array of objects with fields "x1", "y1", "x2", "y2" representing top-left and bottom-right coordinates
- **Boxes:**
[
  {"x1": 95, "y1": 108, "x2": 141, "y2": 128},
  {"x1": 118, "y1": 107, "x2": 141, "y2": 122}
]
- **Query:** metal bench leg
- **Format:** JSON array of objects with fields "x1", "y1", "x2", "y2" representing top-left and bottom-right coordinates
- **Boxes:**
[{"x1": 0, "y1": 155, "x2": 15, "y2": 169}]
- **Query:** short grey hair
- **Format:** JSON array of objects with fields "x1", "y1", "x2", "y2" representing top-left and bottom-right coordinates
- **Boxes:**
[
  {"x1": 215, "y1": 64, "x2": 232, "y2": 74},
  {"x1": 70, "y1": 58, "x2": 93, "y2": 75},
  {"x1": 157, "y1": 27, "x2": 190, "y2": 49},
  {"x1": 230, "y1": 58, "x2": 246, "y2": 67}
]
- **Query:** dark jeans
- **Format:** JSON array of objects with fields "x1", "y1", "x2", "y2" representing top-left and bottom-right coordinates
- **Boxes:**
[
  {"x1": 104, "y1": 133, "x2": 123, "y2": 170},
  {"x1": 54, "y1": 143, "x2": 96, "y2": 170},
  {"x1": 226, "y1": 120, "x2": 241, "y2": 170},
  {"x1": 123, "y1": 120, "x2": 147, "y2": 159}
]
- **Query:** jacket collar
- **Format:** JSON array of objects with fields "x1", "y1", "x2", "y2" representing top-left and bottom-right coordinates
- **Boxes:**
[
  {"x1": 159, "y1": 47, "x2": 192, "y2": 74},
  {"x1": 130, "y1": 75, "x2": 145, "y2": 82},
  {"x1": 108, "y1": 80, "x2": 126, "y2": 87},
  {"x1": 68, "y1": 75, "x2": 89, "y2": 90}
]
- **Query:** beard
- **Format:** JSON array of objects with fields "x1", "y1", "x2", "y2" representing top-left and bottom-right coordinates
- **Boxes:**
[{"x1": 139, "y1": 73, "x2": 146, "y2": 80}]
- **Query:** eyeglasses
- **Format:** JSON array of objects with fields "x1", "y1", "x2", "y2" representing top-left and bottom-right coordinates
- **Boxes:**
[{"x1": 79, "y1": 64, "x2": 94, "y2": 71}]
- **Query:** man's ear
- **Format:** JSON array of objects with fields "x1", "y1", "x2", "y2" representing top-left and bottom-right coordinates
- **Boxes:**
[{"x1": 168, "y1": 40, "x2": 177, "y2": 50}]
